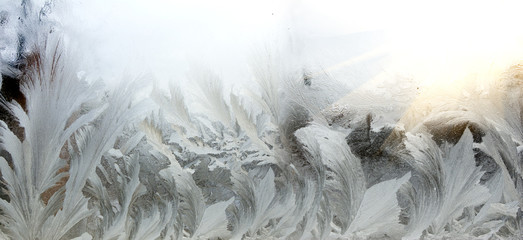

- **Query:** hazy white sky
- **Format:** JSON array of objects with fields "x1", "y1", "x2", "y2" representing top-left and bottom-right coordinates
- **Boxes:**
[{"x1": 59, "y1": 0, "x2": 523, "y2": 88}]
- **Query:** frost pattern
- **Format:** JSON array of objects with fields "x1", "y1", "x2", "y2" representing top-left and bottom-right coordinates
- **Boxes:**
[{"x1": 0, "y1": 2, "x2": 522, "y2": 240}]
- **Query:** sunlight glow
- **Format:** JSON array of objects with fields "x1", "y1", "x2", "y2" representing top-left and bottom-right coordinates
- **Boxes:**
[
  {"x1": 384, "y1": 0, "x2": 523, "y2": 88},
  {"x1": 297, "y1": 0, "x2": 522, "y2": 96},
  {"x1": 329, "y1": 0, "x2": 523, "y2": 130}
]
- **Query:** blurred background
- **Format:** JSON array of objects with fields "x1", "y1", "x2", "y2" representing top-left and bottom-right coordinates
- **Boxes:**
[{"x1": 3, "y1": 0, "x2": 522, "y2": 90}]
